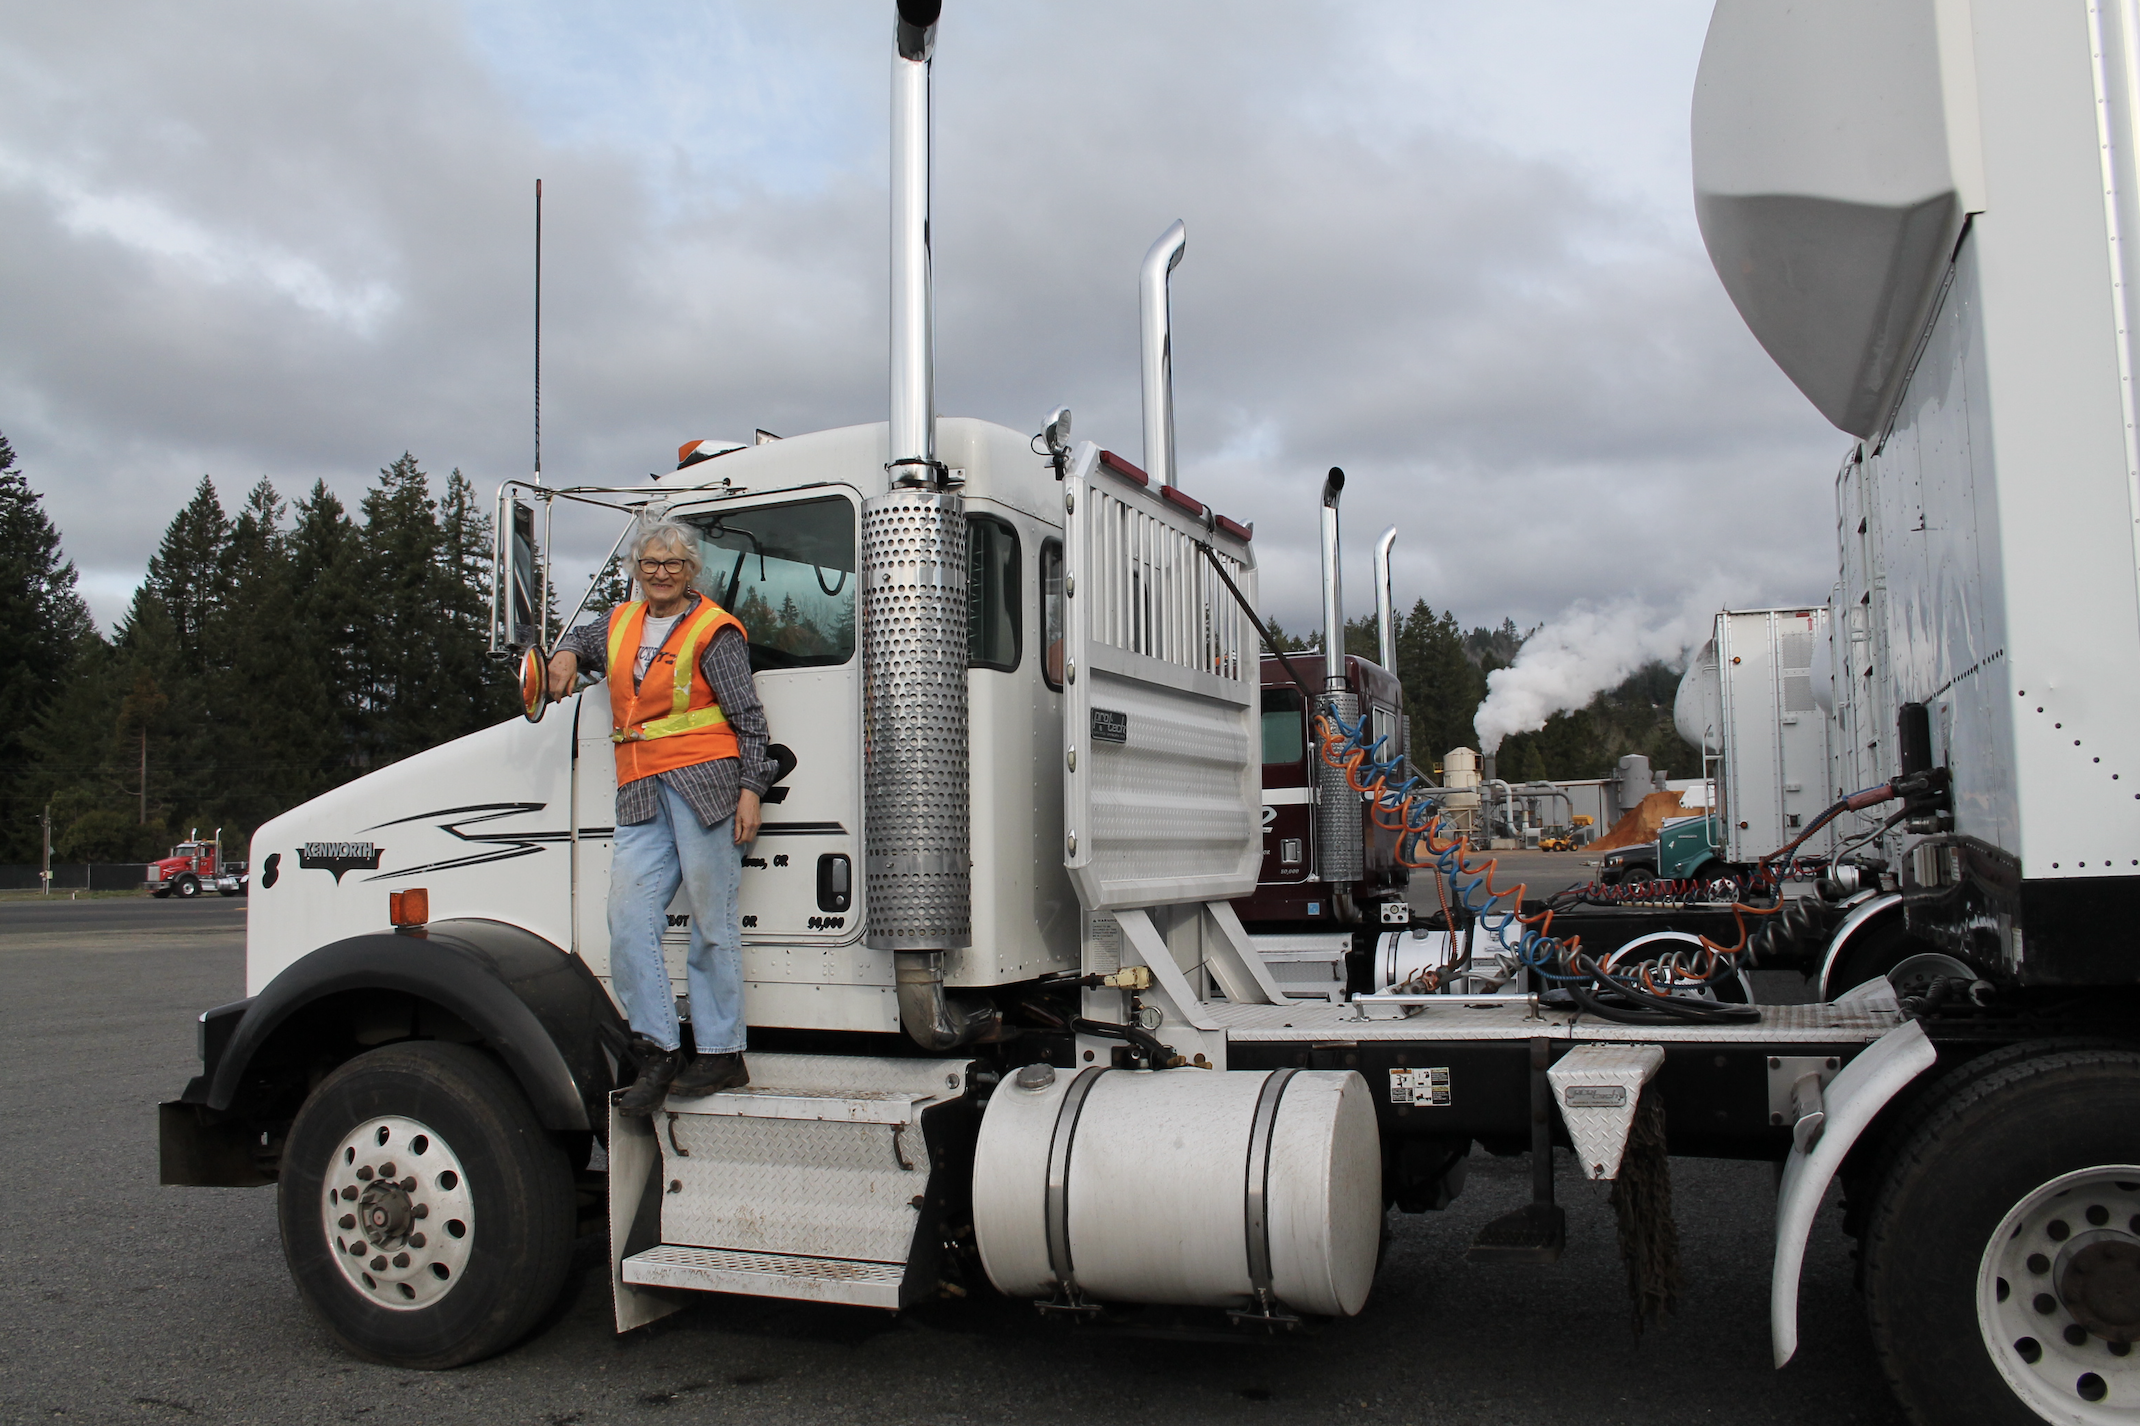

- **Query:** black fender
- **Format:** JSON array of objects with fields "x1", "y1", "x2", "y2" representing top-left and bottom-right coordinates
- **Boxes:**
[
  {"x1": 191, "y1": 918, "x2": 625, "y2": 1135},
  {"x1": 1816, "y1": 892, "x2": 1907, "y2": 1000}
]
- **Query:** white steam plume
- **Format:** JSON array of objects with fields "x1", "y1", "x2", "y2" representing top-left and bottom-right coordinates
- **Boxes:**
[{"x1": 1472, "y1": 586, "x2": 1729, "y2": 754}]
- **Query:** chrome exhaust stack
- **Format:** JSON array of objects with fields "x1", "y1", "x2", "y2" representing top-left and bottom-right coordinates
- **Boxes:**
[
  {"x1": 1373, "y1": 526, "x2": 1397, "y2": 671},
  {"x1": 887, "y1": 0, "x2": 938, "y2": 484},
  {"x1": 1140, "y1": 220, "x2": 1187, "y2": 487},
  {"x1": 1315, "y1": 468, "x2": 1364, "y2": 884},
  {"x1": 864, "y1": 0, "x2": 992, "y2": 1049}
]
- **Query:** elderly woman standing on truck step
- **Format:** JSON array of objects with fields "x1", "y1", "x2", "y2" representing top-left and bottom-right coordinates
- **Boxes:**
[{"x1": 547, "y1": 516, "x2": 774, "y2": 1113}]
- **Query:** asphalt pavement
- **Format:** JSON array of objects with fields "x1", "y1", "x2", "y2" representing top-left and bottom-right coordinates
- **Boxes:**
[{"x1": 0, "y1": 898, "x2": 1901, "y2": 1426}]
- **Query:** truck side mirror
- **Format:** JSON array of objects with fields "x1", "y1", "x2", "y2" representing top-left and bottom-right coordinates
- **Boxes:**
[{"x1": 493, "y1": 494, "x2": 543, "y2": 653}]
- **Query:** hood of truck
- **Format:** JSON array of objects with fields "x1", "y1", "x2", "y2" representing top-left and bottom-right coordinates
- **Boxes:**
[{"x1": 243, "y1": 703, "x2": 581, "y2": 995}]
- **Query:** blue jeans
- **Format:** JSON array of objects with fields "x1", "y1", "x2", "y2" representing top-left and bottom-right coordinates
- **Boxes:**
[{"x1": 608, "y1": 780, "x2": 746, "y2": 1054}]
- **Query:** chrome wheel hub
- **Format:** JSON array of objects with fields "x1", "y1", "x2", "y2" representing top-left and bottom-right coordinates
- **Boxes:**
[
  {"x1": 321, "y1": 1114, "x2": 475, "y2": 1311},
  {"x1": 1980, "y1": 1165, "x2": 2140, "y2": 1421}
]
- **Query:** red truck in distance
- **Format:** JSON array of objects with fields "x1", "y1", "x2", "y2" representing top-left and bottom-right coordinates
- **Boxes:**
[{"x1": 147, "y1": 830, "x2": 240, "y2": 899}]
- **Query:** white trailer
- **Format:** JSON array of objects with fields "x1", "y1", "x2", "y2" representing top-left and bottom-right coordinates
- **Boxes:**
[
  {"x1": 155, "y1": 4, "x2": 2140, "y2": 1423},
  {"x1": 1676, "y1": 607, "x2": 1839, "y2": 865}
]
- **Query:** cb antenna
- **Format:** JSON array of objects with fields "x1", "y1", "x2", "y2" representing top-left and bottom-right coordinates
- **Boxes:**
[{"x1": 533, "y1": 178, "x2": 543, "y2": 484}]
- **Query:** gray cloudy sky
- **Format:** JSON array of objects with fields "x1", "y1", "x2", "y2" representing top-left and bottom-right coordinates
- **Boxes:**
[{"x1": 0, "y1": 0, "x2": 1844, "y2": 641}]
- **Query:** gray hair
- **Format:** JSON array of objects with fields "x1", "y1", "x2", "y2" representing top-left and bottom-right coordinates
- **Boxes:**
[{"x1": 628, "y1": 517, "x2": 703, "y2": 578}]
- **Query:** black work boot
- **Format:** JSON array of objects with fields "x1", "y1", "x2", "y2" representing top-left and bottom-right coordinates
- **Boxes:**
[
  {"x1": 669, "y1": 1052, "x2": 749, "y2": 1099},
  {"x1": 617, "y1": 1037, "x2": 686, "y2": 1116}
]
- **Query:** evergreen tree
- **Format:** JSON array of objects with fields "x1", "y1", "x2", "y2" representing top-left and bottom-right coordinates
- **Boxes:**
[
  {"x1": 355, "y1": 453, "x2": 445, "y2": 765},
  {"x1": 290, "y1": 479, "x2": 366, "y2": 773},
  {"x1": 117, "y1": 482, "x2": 229, "y2": 831},
  {"x1": 142, "y1": 475, "x2": 230, "y2": 676},
  {"x1": 0, "y1": 432, "x2": 97, "y2": 857},
  {"x1": 433, "y1": 468, "x2": 513, "y2": 731},
  {"x1": 109, "y1": 589, "x2": 192, "y2": 833},
  {"x1": 206, "y1": 479, "x2": 338, "y2": 826},
  {"x1": 1396, "y1": 601, "x2": 1488, "y2": 770}
]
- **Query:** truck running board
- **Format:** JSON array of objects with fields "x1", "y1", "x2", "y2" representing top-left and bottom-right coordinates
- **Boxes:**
[
  {"x1": 609, "y1": 1052, "x2": 971, "y2": 1329},
  {"x1": 621, "y1": 1244, "x2": 907, "y2": 1308}
]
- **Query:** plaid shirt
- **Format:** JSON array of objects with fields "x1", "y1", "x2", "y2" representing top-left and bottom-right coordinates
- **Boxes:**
[{"x1": 556, "y1": 592, "x2": 773, "y2": 827}]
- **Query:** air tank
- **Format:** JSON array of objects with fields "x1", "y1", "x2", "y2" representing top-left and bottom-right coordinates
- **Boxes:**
[{"x1": 971, "y1": 1066, "x2": 1381, "y2": 1317}]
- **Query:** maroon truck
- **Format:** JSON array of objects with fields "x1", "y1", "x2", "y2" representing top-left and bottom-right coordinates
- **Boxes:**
[{"x1": 1235, "y1": 651, "x2": 1412, "y2": 937}]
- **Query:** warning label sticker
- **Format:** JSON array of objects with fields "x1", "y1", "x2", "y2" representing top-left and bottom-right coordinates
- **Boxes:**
[{"x1": 1388, "y1": 1067, "x2": 1451, "y2": 1107}]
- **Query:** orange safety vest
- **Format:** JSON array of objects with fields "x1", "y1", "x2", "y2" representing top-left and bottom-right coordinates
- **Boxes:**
[{"x1": 606, "y1": 596, "x2": 748, "y2": 786}]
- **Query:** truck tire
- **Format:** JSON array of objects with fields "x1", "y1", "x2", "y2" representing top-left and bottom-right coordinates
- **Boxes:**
[
  {"x1": 1864, "y1": 1047, "x2": 2140, "y2": 1425},
  {"x1": 174, "y1": 875, "x2": 201, "y2": 899},
  {"x1": 277, "y1": 1041, "x2": 576, "y2": 1369}
]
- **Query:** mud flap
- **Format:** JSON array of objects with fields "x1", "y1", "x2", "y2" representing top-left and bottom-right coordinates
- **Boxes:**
[
  {"x1": 1771, "y1": 1017, "x2": 1935, "y2": 1366},
  {"x1": 609, "y1": 1097, "x2": 685, "y2": 1332}
]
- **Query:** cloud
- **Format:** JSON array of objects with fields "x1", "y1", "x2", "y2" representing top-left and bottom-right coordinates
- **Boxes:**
[
  {"x1": 0, "y1": 0, "x2": 1846, "y2": 638},
  {"x1": 1472, "y1": 576, "x2": 1738, "y2": 753}
]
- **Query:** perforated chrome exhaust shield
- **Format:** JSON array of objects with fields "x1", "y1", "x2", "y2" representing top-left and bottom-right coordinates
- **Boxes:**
[{"x1": 861, "y1": 488, "x2": 970, "y2": 950}]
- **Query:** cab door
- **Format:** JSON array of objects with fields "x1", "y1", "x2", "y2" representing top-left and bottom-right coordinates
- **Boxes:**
[{"x1": 671, "y1": 488, "x2": 883, "y2": 1031}]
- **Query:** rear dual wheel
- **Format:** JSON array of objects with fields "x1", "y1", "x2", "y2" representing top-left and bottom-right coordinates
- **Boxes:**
[
  {"x1": 1866, "y1": 1049, "x2": 2140, "y2": 1424},
  {"x1": 278, "y1": 1041, "x2": 576, "y2": 1369}
]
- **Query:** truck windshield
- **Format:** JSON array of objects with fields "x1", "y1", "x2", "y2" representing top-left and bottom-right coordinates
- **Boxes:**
[{"x1": 688, "y1": 497, "x2": 856, "y2": 670}]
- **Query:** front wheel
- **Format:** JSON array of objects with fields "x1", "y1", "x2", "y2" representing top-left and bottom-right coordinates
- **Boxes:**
[
  {"x1": 174, "y1": 875, "x2": 201, "y2": 899},
  {"x1": 1866, "y1": 1048, "x2": 2140, "y2": 1424},
  {"x1": 278, "y1": 1041, "x2": 576, "y2": 1369}
]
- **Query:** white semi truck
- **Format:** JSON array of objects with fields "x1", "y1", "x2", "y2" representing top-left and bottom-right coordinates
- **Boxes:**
[{"x1": 156, "y1": 3, "x2": 2140, "y2": 1421}]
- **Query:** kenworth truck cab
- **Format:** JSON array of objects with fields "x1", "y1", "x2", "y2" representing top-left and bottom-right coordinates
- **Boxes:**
[
  {"x1": 155, "y1": 5, "x2": 2140, "y2": 1422},
  {"x1": 147, "y1": 830, "x2": 222, "y2": 899}
]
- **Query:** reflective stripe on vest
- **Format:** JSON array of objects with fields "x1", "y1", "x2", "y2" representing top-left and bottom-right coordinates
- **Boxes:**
[{"x1": 604, "y1": 598, "x2": 746, "y2": 782}]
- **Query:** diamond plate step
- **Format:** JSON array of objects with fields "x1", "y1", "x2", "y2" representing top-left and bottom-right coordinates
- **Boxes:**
[
  {"x1": 662, "y1": 1084, "x2": 940, "y2": 1125},
  {"x1": 621, "y1": 1244, "x2": 907, "y2": 1308},
  {"x1": 658, "y1": 1052, "x2": 969, "y2": 1122}
]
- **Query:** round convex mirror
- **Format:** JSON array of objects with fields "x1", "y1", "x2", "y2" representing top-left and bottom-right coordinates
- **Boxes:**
[{"x1": 519, "y1": 647, "x2": 548, "y2": 722}]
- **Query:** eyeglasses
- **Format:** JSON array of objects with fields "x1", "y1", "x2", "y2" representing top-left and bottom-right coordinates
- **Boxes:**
[{"x1": 636, "y1": 558, "x2": 689, "y2": 575}]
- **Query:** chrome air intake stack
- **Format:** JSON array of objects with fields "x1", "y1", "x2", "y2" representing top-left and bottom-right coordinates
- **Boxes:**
[
  {"x1": 1315, "y1": 468, "x2": 1364, "y2": 886},
  {"x1": 862, "y1": 0, "x2": 989, "y2": 1047}
]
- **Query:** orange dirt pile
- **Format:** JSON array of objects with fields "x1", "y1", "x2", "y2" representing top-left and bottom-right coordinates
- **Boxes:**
[{"x1": 1586, "y1": 790, "x2": 1693, "y2": 852}]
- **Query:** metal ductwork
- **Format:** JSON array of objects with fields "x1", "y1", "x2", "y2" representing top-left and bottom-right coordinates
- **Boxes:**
[
  {"x1": 1140, "y1": 220, "x2": 1187, "y2": 487},
  {"x1": 865, "y1": 1, "x2": 987, "y2": 1050},
  {"x1": 1373, "y1": 526, "x2": 1397, "y2": 671},
  {"x1": 1315, "y1": 467, "x2": 1364, "y2": 885}
]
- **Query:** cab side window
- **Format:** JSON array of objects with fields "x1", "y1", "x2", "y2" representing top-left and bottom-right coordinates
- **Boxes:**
[
  {"x1": 968, "y1": 515, "x2": 1021, "y2": 672},
  {"x1": 1262, "y1": 688, "x2": 1305, "y2": 764},
  {"x1": 1040, "y1": 539, "x2": 1064, "y2": 689}
]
